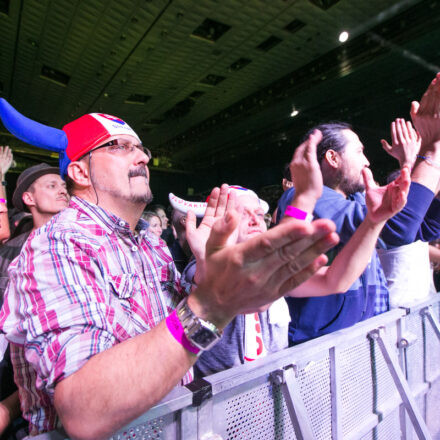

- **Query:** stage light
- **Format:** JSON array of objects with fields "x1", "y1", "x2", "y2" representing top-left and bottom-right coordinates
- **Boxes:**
[
  {"x1": 339, "y1": 31, "x2": 349, "y2": 43},
  {"x1": 290, "y1": 109, "x2": 299, "y2": 117}
]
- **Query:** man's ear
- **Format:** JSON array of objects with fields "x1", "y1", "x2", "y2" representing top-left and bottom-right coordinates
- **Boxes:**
[
  {"x1": 180, "y1": 216, "x2": 186, "y2": 226},
  {"x1": 282, "y1": 178, "x2": 293, "y2": 190},
  {"x1": 22, "y1": 191, "x2": 35, "y2": 209},
  {"x1": 67, "y1": 160, "x2": 90, "y2": 187},
  {"x1": 324, "y1": 149, "x2": 341, "y2": 169}
]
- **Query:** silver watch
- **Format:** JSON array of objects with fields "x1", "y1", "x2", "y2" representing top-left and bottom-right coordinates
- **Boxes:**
[{"x1": 176, "y1": 297, "x2": 222, "y2": 351}]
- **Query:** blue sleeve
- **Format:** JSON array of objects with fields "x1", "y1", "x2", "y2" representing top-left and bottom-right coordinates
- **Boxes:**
[
  {"x1": 276, "y1": 188, "x2": 295, "y2": 224},
  {"x1": 381, "y1": 182, "x2": 437, "y2": 248},
  {"x1": 415, "y1": 196, "x2": 440, "y2": 242}
]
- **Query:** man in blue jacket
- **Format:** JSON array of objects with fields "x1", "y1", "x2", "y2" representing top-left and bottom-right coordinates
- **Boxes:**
[{"x1": 277, "y1": 88, "x2": 440, "y2": 344}]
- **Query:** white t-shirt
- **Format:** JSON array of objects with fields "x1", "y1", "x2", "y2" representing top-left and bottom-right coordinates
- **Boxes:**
[{"x1": 377, "y1": 240, "x2": 434, "y2": 308}]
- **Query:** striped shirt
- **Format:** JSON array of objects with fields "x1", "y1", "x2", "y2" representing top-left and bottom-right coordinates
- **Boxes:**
[{"x1": 0, "y1": 196, "x2": 186, "y2": 435}]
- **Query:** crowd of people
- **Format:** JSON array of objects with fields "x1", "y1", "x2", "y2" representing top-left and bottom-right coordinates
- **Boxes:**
[{"x1": 0, "y1": 73, "x2": 440, "y2": 439}]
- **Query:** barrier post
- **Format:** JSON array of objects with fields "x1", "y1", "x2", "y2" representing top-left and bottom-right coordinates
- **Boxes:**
[
  {"x1": 330, "y1": 346, "x2": 342, "y2": 440},
  {"x1": 396, "y1": 311, "x2": 415, "y2": 440},
  {"x1": 420, "y1": 307, "x2": 440, "y2": 342},
  {"x1": 271, "y1": 365, "x2": 317, "y2": 440},
  {"x1": 368, "y1": 328, "x2": 432, "y2": 440}
]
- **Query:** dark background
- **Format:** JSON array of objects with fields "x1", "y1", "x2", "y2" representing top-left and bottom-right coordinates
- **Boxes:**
[{"x1": 1, "y1": 0, "x2": 439, "y2": 209}]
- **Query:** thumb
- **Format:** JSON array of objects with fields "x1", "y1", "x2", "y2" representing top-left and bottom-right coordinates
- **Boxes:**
[
  {"x1": 205, "y1": 210, "x2": 239, "y2": 257},
  {"x1": 306, "y1": 129, "x2": 322, "y2": 160},
  {"x1": 362, "y1": 167, "x2": 376, "y2": 191},
  {"x1": 410, "y1": 101, "x2": 420, "y2": 120},
  {"x1": 380, "y1": 139, "x2": 391, "y2": 152},
  {"x1": 395, "y1": 166, "x2": 411, "y2": 193}
]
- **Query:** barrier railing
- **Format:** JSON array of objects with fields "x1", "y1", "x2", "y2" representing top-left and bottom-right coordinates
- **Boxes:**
[{"x1": 107, "y1": 295, "x2": 440, "y2": 439}]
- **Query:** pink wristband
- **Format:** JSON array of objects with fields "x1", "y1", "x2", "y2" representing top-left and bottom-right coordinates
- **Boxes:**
[
  {"x1": 0, "y1": 198, "x2": 6, "y2": 204},
  {"x1": 166, "y1": 310, "x2": 200, "y2": 355},
  {"x1": 285, "y1": 206, "x2": 313, "y2": 222}
]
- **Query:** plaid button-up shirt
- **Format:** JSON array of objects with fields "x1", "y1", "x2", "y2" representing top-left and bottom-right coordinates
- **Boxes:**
[{"x1": 0, "y1": 196, "x2": 186, "y2": 435}]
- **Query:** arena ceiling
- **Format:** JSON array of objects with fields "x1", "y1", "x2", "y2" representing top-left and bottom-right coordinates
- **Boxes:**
[{"x1": 0, "y1": 0, "x2": 439, "y2": 200}]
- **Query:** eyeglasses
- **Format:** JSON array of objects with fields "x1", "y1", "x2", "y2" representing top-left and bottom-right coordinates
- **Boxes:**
[{"x1": 89, "y1": 139, "x2": 152, "y2": 159}]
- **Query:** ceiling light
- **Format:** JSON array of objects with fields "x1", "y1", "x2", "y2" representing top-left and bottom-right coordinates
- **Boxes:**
[
  {"x1": 339, "y1": 31, "x2": 349, "y2": 43},
  {"x1": 290, "y1": 109, "x2": 299, "y2": 117}
]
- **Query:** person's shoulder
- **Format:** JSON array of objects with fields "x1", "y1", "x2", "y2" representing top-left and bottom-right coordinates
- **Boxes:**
[
  {"x1": 29, "y1": 207, "x2": 106, "y2": 252},
  {"x1": 279, "y1": 187, "x2": 295, "y2": 204}
]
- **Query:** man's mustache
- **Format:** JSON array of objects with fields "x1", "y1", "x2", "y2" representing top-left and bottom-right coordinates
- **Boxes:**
[{"x1": 128, "y1": 167, "x2": 148, "y2": 178}]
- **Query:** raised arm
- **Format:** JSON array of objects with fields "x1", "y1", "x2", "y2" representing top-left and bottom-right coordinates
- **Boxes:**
[
  {"x1": 410, "y1": 72, "x2": 440, "y2": 192},
  {"x1": 0, "y1": 146, "x2": 13, "y2": 243},
  {"x1": 287, "y1": 166, "x2": 410, "y2": 297},
  {"x1": 280, "y1": 129, "x2": 323, "y2": 219}
]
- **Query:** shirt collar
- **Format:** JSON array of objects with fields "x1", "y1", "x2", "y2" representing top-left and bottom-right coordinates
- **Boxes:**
[{"x1": 69, "y1": 196, "x2": 148, "y2": 236}]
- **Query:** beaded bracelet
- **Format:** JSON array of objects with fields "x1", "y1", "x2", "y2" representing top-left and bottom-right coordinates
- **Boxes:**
[{"x1": 417, "y1": 155, "x2": 440, "y2": 169}]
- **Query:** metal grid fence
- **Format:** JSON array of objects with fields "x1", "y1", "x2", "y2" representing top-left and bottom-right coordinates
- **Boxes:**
[{"x1": 109, "y1": 295, "x2": 440, "y2": 440}]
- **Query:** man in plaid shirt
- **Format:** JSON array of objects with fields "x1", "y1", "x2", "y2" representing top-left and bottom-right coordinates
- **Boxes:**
[{"x1": 0, "y1": 103, "x2": 339, "y2": 439}]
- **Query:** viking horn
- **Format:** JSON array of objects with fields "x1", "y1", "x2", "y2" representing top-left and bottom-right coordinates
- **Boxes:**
[
  {"x1": 0, "y1": 98, "x2": 67, "y2": 153},
  {"x1": 169, "y1": 193, "x2": 207, "y2": 217}
]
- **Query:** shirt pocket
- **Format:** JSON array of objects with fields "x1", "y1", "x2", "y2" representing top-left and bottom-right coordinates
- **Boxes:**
[{"x1": 109, "y1": 273, "x2": 139, "y2": 299}]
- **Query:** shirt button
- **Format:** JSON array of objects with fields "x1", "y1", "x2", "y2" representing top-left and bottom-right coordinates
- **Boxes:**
[
  {"x1": 119, "y1": 221, "x2": 125, "y2": 227},
  {"x1": 131, "y1": 245, "x2": 138, "y2": 252}
]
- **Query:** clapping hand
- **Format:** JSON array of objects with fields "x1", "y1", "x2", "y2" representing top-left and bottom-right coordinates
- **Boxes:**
[
  {"x1": 363, "y1": 166, "x2": 410, "y2": 225},
  {"x1": 410, "y1": 72, "x2": 440, "y2": 148},
  {"x1": 0, "y1": 146, "x2": 13, "y2": 176},
  {"x1": 381, "y1": 119, "x2": 420, "y2": 168},
  {"x1": 186, "y1": 184, "x2": 240, "y2": 283},
  {"x1": 282, "y1": 130, "x2": 323, "y2": 218}
]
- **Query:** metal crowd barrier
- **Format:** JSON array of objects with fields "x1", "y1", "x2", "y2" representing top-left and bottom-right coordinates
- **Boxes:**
[{"x1": 108, "y1": 295, "x2": 440, "y2": 440}]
